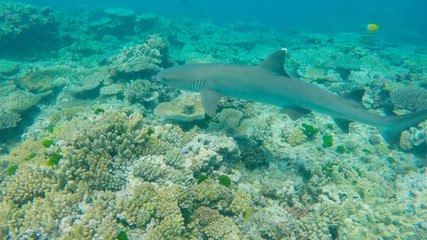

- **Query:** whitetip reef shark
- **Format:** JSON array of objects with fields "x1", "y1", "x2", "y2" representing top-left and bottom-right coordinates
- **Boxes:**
[{"x1": 156, "y1": 49, "x2": 427, "y2": 146}]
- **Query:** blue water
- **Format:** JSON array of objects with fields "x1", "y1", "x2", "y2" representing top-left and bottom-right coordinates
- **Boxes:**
[{"x1": 23, "y1": 0, "x2": 427, "y2": 45}]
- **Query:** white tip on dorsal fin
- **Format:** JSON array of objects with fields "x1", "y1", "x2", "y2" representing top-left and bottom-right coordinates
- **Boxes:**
[{"x1": 258, "y1": 48, "x2": 290, "y2": 78}]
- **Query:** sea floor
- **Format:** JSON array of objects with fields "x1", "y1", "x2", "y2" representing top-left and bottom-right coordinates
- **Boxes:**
[{"x1": 0, "y1": 2, "x2": 426, "y2": 240}]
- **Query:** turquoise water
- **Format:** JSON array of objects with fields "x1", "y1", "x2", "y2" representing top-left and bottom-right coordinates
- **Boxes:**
[
  {"x1": 0, "y1": 1, "x2": 426, "y2": 239},
  {"x1": 22, "y1": 0, "x2": 427, "y2": 45}
]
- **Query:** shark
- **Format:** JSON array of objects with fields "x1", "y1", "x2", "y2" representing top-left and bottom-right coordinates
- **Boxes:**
[{"x1": 156, "y1": 48, "x2": 427, "y2": 146}]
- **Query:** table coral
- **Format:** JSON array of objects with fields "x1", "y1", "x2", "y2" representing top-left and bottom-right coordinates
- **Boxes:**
[
  {"x1": 5, "y1": 89, "x2": 41, "y2": 113},
  {"x1": 390, "y1": 85, "x2": 427, "y2": 112},
  {"x1": 17, "y1": 65, "x2": 71, "y2": 93},
  {"x1": 100, "y1": 83, "x2": 124, "y2": 96},
  {"x1": 0, "y1": 110, "x2": 21, "y2": 129},
  {"x1": 0, "y1": 59, "x2": 20, "y2": 76},
  {"x1": 154, "y1": 94, "x2": 205, "y2": 122}
]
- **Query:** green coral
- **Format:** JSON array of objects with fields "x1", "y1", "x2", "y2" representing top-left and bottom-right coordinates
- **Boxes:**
[
  {"x1": 322, "y1": 135, "x2": 333, "y2": 148},
  {"x1": 302, "y1": 123, "x2": 319, "y2": 138},
  {"x1": 218, "y1": 175, "x2": 232, "y2": 187},
  {"x1": 47, "y1": 153, "x2": 62, "y2": 166},
  {"x1": 116, "y1": 231, "x2": 128, "y2": 240},
  {"x1": 197, "y1": 174, "x2": 209, "y2": 184},
  {"x1": 25, "y1": 152, "x2": 37, "y2": 161},
  {"x1": 361, "y1": 148, "x2": 372, "y2": 154},
  {"x1": 336, "y1": 145, "x2": 346, "y2": 154},
  {"x1": 41, "y1": 139, "x2": 54, "y2": 147},
  {"x1": 94, "y1": 108, "x2": 105, "y2": 115},
  {"x1": 146, "y1": 127, "x2": 155, "y2": 136},
  {"x1": 6, "y1": 165, "x2": 18, "y2": 175}
]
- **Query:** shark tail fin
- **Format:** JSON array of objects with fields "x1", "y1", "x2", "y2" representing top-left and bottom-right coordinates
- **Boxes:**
[{"x1": 378, "y1": 109, "x2": 427, "y2": 147}]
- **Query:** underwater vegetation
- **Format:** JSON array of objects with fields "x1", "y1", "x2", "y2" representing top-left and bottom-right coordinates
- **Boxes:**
[{"x1": 0, "y1": 1, "x2": 426, "y2": 240}]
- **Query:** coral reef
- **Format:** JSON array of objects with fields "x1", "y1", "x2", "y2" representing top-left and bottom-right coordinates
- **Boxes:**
[
  {"x1": 390, "y1": 85, "x2": 427, "y2": 112},
  {"x1": 4, "y1": 89, "x2": 41, "y2": 112},
  {"x1": 108, "y1": 34, "x2": 174, "y2": 80},
  {"x1": 154, "y1": 94, "x2": 205, "y2": 122},
  {"x1": 124, "y1": 79, "x2": 161, "y2": 107},
  {"x1": 0, "y1": 2, "x2": 60, "y2": 58},
  {"x1": 0, "y1": 3, "x2": 426, "y2": 240},
  {"x1": 0, "y1": 110, "x2": 21, "y2": 129},
  {"x1": 0, "y1": 59, "x2": 20, "y2": 76}
]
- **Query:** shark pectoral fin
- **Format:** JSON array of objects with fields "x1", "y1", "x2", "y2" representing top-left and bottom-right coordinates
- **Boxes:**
[
  {"x1": 333, "y1": 117, "x2": 353, "y2": 133},
  {"x1": 201, "y1": 89, "x2": 224, "y2": 117},
  {"x1": 258, "y1": 48, "x2": 291, "y2": 78},
  {"x1": 284, "y1": 107, "x2": 311, "y2": 121}
]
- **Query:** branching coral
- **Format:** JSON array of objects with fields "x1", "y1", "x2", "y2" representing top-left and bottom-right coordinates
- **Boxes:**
[{"x1": 108, "y1": 34, "x2": 174, "y2": 80}]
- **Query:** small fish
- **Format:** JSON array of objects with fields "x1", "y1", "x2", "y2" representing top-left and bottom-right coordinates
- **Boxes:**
[{"x1": 366, "y1": 24, "x2": 380, "y2": 34}]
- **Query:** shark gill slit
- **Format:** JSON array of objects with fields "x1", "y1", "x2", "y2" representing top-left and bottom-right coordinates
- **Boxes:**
[
  {"x1": 198, "y1": 80, "x2": 205, "y2": 90},
  {"x1": 192, "y1": 80, "x2": 204, "y2": 91}
]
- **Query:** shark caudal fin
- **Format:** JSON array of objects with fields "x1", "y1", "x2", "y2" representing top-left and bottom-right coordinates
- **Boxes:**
[{"x1": 378, "y1": 109, "x2": 427, "y2": 147}]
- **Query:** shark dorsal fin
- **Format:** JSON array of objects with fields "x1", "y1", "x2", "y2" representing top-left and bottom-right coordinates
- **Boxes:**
[
  {"x1": 201, "y1": 89, "x2": 224, "y2": 117},
  {"x1": 258, "y1": 48, "x2": 291, "y2": 78},
  {"x1": 342, "y1": 89, "x2": 365, "y2": 103}
]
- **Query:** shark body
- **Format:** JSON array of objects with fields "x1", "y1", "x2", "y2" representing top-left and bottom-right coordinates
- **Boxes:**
[{"x1": 156, "y1": 49, "x2": 427, "y2": 146}]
